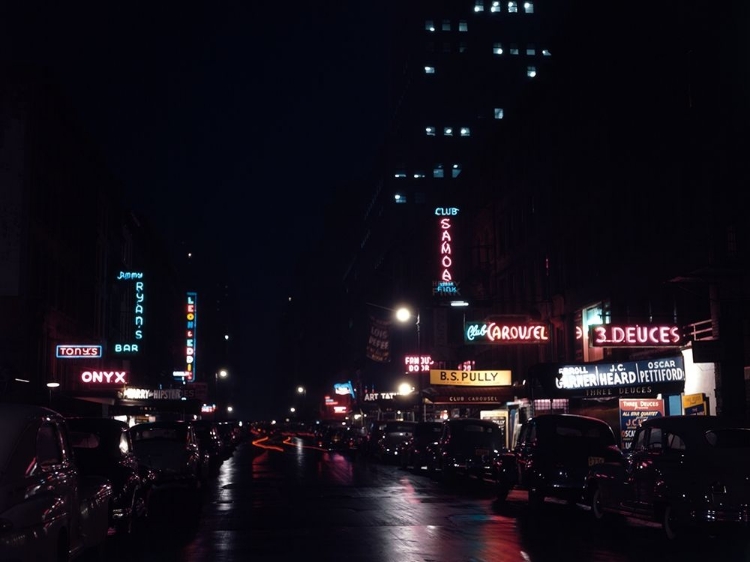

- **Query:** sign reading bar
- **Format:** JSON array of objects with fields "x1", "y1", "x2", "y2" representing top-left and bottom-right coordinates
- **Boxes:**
[
  {"x1": 464, "y1": 321, "x2": 549, "y2": 344},
  {"x1": 589, "y1": 324, "x2": 681, "y2": 347},
  {"x1": 56, "y1": 345, "x2": 102, "y2": 358},
  {"x1": 430, "y1": 369, "x2": 512, "y2": 387}
]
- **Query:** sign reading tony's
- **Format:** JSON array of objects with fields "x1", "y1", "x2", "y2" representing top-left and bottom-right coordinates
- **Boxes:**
[{"x1": 430, "y1": 369, "x2": 511, "y2": 387}]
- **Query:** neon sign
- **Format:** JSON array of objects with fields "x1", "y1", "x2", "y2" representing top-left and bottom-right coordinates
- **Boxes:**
[
  {"x1": 464, "y1": 321, "x2": 549, "y2": 344},
  {"x1": 404, "y1": 354, "x2": 433, "y2": 373},
  {"x1": 56, "y1": 345, "x2": 102, "y2": 358},
  {"x1": 183, "y1": 292, "x2": 197, "y2": 382},
  {"x1": 434, "y1": 207, "x2": 461, "y2": 296},
  {"x1": 589, "y1": 324, "x2": 681, "y2": 347},
  {"x1": 80, "y1": 371, "x2": 127, "y2": 384},
  {"x1": 113, "y1": 271, "x2": 144, "y2": 354}
]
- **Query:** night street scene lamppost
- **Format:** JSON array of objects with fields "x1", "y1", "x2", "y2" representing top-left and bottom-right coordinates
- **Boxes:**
[
  {"x1": 46, "y1": 381, "x2": 60, "y2": 407},
  {"x1": 395, "y1": 306, "x2": 424, "y2": 421},
  {"x1": 215, "y1": 369, "x2": 228, "y2": 419}
]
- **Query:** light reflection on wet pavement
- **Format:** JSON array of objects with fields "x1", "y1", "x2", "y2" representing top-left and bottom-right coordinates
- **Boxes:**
[{"x1": 105, "y1": 435, "x2": 750, "y2": 562}]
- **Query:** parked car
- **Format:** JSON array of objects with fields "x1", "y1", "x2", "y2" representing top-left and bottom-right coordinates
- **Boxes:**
[
  {"x1": 368, "y1": 421, "x2": 417, "y2": 464},
  {"x1": 192, "y1": 419, "x2": 225, "y2": 476},
  {"x1": 129, "y1": 420, "x2": 202, "y2": 516},
  {"x1": 0, "y1": 404, "x2": 112, "y2": 562},
  {"x1": 585, "y1": 415, "x2": 750, "y2": 540},
  {"x1": 429, "y1": 418, "x2": 505, "y2": 484},
  {"x1": 494, "y1": 413, "x2": 619, "y2": 508},
  {"x1": 398, "y1": 421, "x2": 443, "y2": 472},
  {"x1": 67, "y1": 416, "x2": 148, "y2": 538}
]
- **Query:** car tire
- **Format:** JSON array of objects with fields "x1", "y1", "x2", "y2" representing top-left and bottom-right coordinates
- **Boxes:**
[
  {"x1": 495, "y1": 481, "x2": 510, "y2": 503},
  {"x1": 662, "y1": 504, "x2": 680, "y2": 541},
  {"x1": 528, "y1": 486, "x2": 545, "y2": 509},
  {"x1": 590, "y1": 486, "x2": 606, "y2": 521}
]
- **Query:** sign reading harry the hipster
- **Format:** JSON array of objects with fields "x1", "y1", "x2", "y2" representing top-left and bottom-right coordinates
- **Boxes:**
[
  {"x1": 430, "y1": 369, "x2": 512, "y2": 387},
  {"x1": 464, "y1": 321, "x2": 549, "y2": 344}
]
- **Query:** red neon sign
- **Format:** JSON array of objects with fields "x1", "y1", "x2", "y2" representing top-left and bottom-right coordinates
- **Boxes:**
[{"x1": 589, "y1": 325, "x2": 681, "y2": 347}]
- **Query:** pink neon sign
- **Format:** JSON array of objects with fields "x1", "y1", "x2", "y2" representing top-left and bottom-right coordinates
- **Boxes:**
[{"x1": 589, "y1": 325, "x2": 681, "y2": 347}]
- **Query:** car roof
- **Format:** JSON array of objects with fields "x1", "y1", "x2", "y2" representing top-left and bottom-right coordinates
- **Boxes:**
[
  {"x1": 640, "y1": 415, "x2": 739, "y2": 432},
  {"x1": 0, "y1": 404, "x2": 65, "y2": 472}
]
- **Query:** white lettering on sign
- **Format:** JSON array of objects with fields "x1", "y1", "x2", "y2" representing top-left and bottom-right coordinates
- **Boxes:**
[
  {"x1": 556, "y1": 358, "x2": 685, "y2": 390},
  {"x1": 56, "y1": 345, "x2": 102, "y2": 358},
  {"x1": 122, "y1": 387, "x2": 151, "y2": 400},
  {"x1": 590, "y1": 324, "x2": 681, "y2": 347},
  {"x1": 81, "y1": 371, "x2": 127, "y2": 384}
]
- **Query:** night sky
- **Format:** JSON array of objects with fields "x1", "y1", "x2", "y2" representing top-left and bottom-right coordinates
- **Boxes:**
[{"x1": 2, "y1": 2, "x2": 389, "y2": 420}]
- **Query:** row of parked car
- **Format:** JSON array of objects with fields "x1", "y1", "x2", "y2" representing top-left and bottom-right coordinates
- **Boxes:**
[
  {"x1": 351, "y1": 413, "x2": 750, "y2": 542},
  {"x1": 0, "y1": 403, "x2": 244, "y2": 562}
]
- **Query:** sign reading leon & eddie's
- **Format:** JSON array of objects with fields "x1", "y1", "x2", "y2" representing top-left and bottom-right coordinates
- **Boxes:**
[
  {"x1": 464, "y1": 321, "x2": 549, "y2": 345},
  {"x1": 589, "y1": 324, "x2": 681, "y2": 347}
]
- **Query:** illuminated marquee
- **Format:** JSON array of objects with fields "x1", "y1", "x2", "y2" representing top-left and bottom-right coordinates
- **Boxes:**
[
  {"x1": 182, "y1": 292, "x2": 197, "y2": 382},
  {"x1": 556, "y1": 357, "x2": 685, "y2": 391},
  {"x1": 464, "y1": 321, "x2": 549, "y2": 344},
  {"x1": 56, "y1": 345, "x2": 102, "y2": 358},
  {"x1": 113, "y1": 271, "x2": 144, "y2": 354},
  {"x1": 434, "y1": 207, "x2": 461, "y2": 296},
  {"x1": 80, "y1": 371, "x2": 127, "y2": 384},
  {"x1": 589, "y1": 324, "x2": 681, "y2": 347}
]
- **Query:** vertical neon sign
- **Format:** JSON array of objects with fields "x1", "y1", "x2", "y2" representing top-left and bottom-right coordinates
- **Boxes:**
[
  {"x1": 186, "y1": 292, "x2": 197, "y2": 382},
  {"x1": 434, "y1": 207, "x2": 460, "y2": 296}
]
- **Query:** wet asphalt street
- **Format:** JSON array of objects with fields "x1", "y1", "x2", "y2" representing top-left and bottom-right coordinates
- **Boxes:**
[{"x1": 103, "y1": 433, "x2": 750, "y2": 562}]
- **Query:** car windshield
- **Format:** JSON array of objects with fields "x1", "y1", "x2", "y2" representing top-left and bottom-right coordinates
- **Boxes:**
[{"x1": 704, "y1": 428, "x2": 750, "y2": 448}]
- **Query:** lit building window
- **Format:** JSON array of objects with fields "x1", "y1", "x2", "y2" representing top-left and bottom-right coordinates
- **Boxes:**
[
  {"x1": 542, "y1": 49, "x2": 551, "y2": 56},
  {"x1": 491, "y1": 1, "x2": 501, "y2": 13},
  {"x1": 426, "y1": 126, "x2": 436, "y2": 136},
  {"x1": 510, "y1": 44, "x2": 519, "y2": 55},
  {"x1": 474, "y1": 1, "x2": 484, "y2": 12},
  {"x1": 493, "y1": 42, "x2": 503, "y2": 55},
  {"x1": 413, "y1": 172, "x2": 425, "y2": 179},
  {"x1": 433, "y1": 164, "x2": 445, "y2": 178},
  {"x1": 425, "y1": 66, "x2": 436, "y2": 74},
  {"x1": 452, "y1": 164, "x2": 462, "y2": 178},
  {"x1": 395, "y1": 171, "x2": 407, "y2": 178},
  {"x1": 443, "y1": 127, "x2": 453, "y2": 136},
  {"x1": 524, "y1": 1, "x2": 534, "y2": 13},
  {"x1": 460, "y1": 127, "x2": 471, "y2": 137},
  {"x1": 526, "y1": 44, "x2": 536, "y2": 56},
  {"x1": 395, "y1": 193, "x2": 407, "y2": 203},
  {"x1": 508, "y1": 1, "x2": 518, "y2": 13},
  {"x1": 425, "y1": 20, "x2": 435, "y2": 32},
  {"x1": 442, "y1": 20, "x2": 451, "y2": 31},
  {"x1": 494, "y1": 108, "x2": 504, "y2": 119},
  {"x1": 459, "y1": 20, "x2": 468, "y2": 32},
  {"x1": 527, "y1": 66, "x2": 536, "y2": 78},
  {"x1": 459, "y1": 42, "x2": 468, "y2": 53}
]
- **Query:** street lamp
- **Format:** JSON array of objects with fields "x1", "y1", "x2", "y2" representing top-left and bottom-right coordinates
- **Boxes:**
[
  {"x1": 215, "y1": 369, "x2": 228, "y2": 419},
  {"x1": 395, "y1": 306, "x2": 424, "y2": 421}
]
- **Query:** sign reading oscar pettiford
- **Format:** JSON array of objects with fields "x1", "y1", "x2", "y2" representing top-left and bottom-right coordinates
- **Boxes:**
[
  {"x1": 430, "y1": 370, "x2": 512, "y2": 386},
  {"x1": 555, "y1": 356, "x2": 685, "y2": 397},
  {"x1": 464, "y1": 321, "x2": 549, "y2": 344},
  {"x1": 589, "y1": 324, "x2": 681, "y2": 347}
]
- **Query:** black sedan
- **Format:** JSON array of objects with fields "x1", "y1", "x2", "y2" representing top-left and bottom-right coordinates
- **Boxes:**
[
  {"x1": 67, "y1": 416, "x2": 148, "y2": 538},
  {"x1": 585, "y1": 415, "x2": 750, "y2": 540}
]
